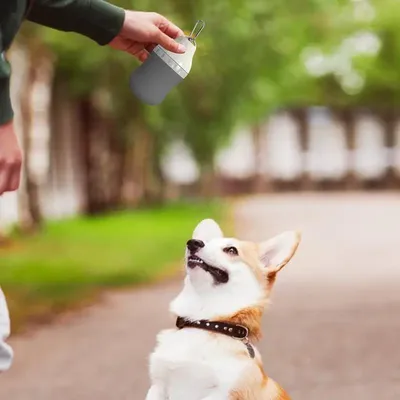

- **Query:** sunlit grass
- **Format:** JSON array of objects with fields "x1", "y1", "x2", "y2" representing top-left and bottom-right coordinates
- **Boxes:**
[{"x1": 0, "y1": 201, "x2": 225, "y2": 331}]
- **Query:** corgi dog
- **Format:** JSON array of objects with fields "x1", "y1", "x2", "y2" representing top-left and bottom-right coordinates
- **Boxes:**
[{"x1": 146, "y1": 219, "x2": 301, "y2": 400}]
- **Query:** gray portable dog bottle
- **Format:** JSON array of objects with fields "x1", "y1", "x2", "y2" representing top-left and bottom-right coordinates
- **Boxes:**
[{"x1": 129, "y1": 20, "x2": 205, "y2": 105}]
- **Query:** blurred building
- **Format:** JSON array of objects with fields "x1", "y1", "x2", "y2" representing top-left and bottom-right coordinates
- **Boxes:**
[{"x1": 164, "y1": 107, "x2": 400, "y2": 193}]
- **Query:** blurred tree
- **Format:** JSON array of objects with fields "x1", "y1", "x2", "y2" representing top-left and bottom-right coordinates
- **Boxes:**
[
  {"x1": 305, "y1": 0, "x2": 400, "y2": 187},
  {"x1": 351, "y1": 0, "x2": 400, "y2": 187},
  {"x1": 14, "y1": 23, "x2": 51, "y2": 231},
  {"x1": 231, "y1": 0, "x2": 345, "y2": 190},
  {"x1": 30, "y1": 0, "x2": 189, "y2": 208},
  {"x1": 14, "y1": 0, "x2": 400, "y2": 211}
]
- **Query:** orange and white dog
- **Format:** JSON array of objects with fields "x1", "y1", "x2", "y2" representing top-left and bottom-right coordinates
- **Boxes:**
[{"x1": 146, "y1": 219, "x2": 301, "y2": 400}]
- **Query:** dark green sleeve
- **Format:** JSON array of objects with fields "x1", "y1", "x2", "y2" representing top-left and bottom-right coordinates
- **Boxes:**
[
  {"x1": 27, "y1": 0, "x2": 125, "y2": 45},
  {"x1": 1, "y1": 1, "x2": 26, "y2": 125},
  {"x1": 0, "y1": 55, "x2": 13, "y2": 125}
]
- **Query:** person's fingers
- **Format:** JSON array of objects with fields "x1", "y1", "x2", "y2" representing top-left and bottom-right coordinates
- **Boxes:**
[
  {"x1": 145, "y1": 43, "x2": 157, "y2": 53},
  {"x1": 155, "y1": 30, "x2": 186, "y2": 53},
  {"x1": 137, "y1": 49, "x2": 149, "y2": 62},
  {"x1": 0, "y1": 152, "x2": 22, "y2": 194},
  {"x1": 160, "y1": 21, "x2": 184, "y2": 39},
  {"x1": 151, "y1": 13, "x2": 184, "y2": 38},
  {"x1": 119, "y1": 38, "x2": 137, "y2": 55},
  {"x1": 0, "y1": 167, "x2": 11, "y2": 195},
  {"x1": 0, "y1": 175, "x2": 6, "y2": 195},
  {"x1": 115, "y1": 37, "x2": 145, "y2": 60},
  {"x1": 8, "y1": 163, "x2": 21, "y2": 192}
]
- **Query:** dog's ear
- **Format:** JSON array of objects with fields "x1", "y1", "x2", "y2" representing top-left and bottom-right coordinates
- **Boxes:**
[
  {"x1": 193, "y1": 219, "x2": 224, "y2": 241},
  {"x1": 258, "y1": 231, "x2": 301, "y2": 276}
]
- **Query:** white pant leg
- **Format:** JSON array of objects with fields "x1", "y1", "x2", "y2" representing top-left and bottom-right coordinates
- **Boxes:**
[{"x1": 0, "y1": 288, "x2": 13, "y2": 372}]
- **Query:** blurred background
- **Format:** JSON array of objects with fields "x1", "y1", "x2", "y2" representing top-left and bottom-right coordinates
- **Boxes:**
[{"x1": 1, "y1": 0, "x2": 400, "y2": 398}]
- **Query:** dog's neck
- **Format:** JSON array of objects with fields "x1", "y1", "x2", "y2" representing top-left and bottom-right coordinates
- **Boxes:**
[{"x1": 170, "y1": 277, "x2": 266, "y2": 341}]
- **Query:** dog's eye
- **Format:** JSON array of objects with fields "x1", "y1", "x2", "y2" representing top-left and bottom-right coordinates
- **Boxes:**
[{"x1": 223, "y1": 246, "x2": 238, "y2": 256}]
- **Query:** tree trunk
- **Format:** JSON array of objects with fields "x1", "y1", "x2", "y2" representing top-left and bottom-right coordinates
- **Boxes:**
[
  {"x1": 141, "y1": 129, "x2": 157, "y2": 204},
  {"x1": 251, "y1": 123, "x2": 266, "y2": 193},
  {"x1": 292, "y1": 108, "x2": 314, "y2": 191},
  {"x1": 129, "y1": 127, "x2": 164, "y2": 206},
  {"x1": 338, "y1": 109, "x2": 360, "y2": 191},
  {"x1": 120, "y1": 143, "x2": 138, "y2": 207},
  {"x1": 79, "y1": 98, "x2": 95, "y2": 214},
  {"x1": 380, "y1": 109, "x2": 397, "y2": 189},
  {"x1": 142, "y1": 132, "x2": 167, "y2": 205},
  {"x1": 19, "y1": 47, "x2": 43, "y2": 231},
  {"x1": 107, "y1": 125, "x2": 125, "y2": 209},
  {"x1": 151, "y1": 136, "x2": 167, "y2": 204},
  {"x1": 131, "y1": 128, "x2": 148, "y2": 205},
  {"x1": 199, "y1": 165, "x2": 217, "y2": 198},
  {"x1": 79, "y1": 98, "x2": 110, "y2": 214}
]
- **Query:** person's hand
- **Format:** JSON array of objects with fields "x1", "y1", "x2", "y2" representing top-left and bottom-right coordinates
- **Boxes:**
[
  {"x1": 0, "y1": 121, "x2": 23, "y2": 196},
  {"x1": 109, "y1": 11, "x2": 185, "y2": 62}
]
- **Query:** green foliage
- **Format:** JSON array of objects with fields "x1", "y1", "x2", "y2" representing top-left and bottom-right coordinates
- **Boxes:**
[
  {"x1": 351, "y1": 0, "x2": 400, "y2": 106},
  {"x1": 19, "y1": 0, "x2": 400, "y2": 173}
]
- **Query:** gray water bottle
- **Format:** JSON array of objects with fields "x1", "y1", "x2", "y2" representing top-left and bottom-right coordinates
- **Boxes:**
[{"x1": 130, "y1": 20, "x2": 205, "y2": 105}]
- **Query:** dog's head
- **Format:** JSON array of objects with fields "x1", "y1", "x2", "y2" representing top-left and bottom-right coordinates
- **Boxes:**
[{"x1": 176, "y1": 219, "x2": 301, "y2": 321}]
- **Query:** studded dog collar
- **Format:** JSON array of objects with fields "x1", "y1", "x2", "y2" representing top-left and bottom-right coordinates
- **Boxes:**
[{"x1": 176, "y1": 317, "x2": 255, "y2": 358}]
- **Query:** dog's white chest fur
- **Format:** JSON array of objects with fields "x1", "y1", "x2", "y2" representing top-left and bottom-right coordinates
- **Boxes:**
[{"x1": 147, "y1": 328, "x2": 251, "y2": 400}]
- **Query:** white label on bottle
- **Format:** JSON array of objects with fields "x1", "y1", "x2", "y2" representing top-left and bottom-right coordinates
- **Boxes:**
[{"x1": 154, "y1": 46, "x2": 188, "y2": 79}]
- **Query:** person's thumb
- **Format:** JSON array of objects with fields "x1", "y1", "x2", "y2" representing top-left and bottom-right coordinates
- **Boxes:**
[{"x1": 156, "y1": 31, "x2": 186, "y2": 53}]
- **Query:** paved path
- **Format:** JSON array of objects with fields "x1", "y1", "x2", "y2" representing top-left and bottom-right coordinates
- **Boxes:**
[{"x1": 1, "y1": 193, "x2": 400, "y2": 399}]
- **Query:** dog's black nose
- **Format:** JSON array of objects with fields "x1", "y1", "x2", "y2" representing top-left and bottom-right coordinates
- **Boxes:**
[{"x1": 186, "y1": 239, "x2": 205, "y2": 253}]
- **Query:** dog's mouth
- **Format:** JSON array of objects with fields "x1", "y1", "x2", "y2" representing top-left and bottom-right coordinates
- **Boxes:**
[{"x1": 187, "y1": 255, "x2": 229, "y2": 284}]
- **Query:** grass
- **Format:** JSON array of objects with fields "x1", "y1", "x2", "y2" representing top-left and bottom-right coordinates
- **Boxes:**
[{"x1": 0, "y1": 201, "x2": 225, "y2": 332}]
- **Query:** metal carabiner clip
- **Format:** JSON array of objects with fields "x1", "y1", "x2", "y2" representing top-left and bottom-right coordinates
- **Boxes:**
[{"x1": 188, "y1": 20, "x2": 205, "y2": 45}]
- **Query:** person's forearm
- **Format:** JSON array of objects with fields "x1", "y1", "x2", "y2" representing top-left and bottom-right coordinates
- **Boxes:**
[{"x1": 27, "y1": 0, "x2": 125, "y2": 45}]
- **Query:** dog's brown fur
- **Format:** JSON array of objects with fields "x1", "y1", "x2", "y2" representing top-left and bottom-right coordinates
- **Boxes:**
[{"x1": 215, "y1": 234, "x2": 301, "y2": 399}]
